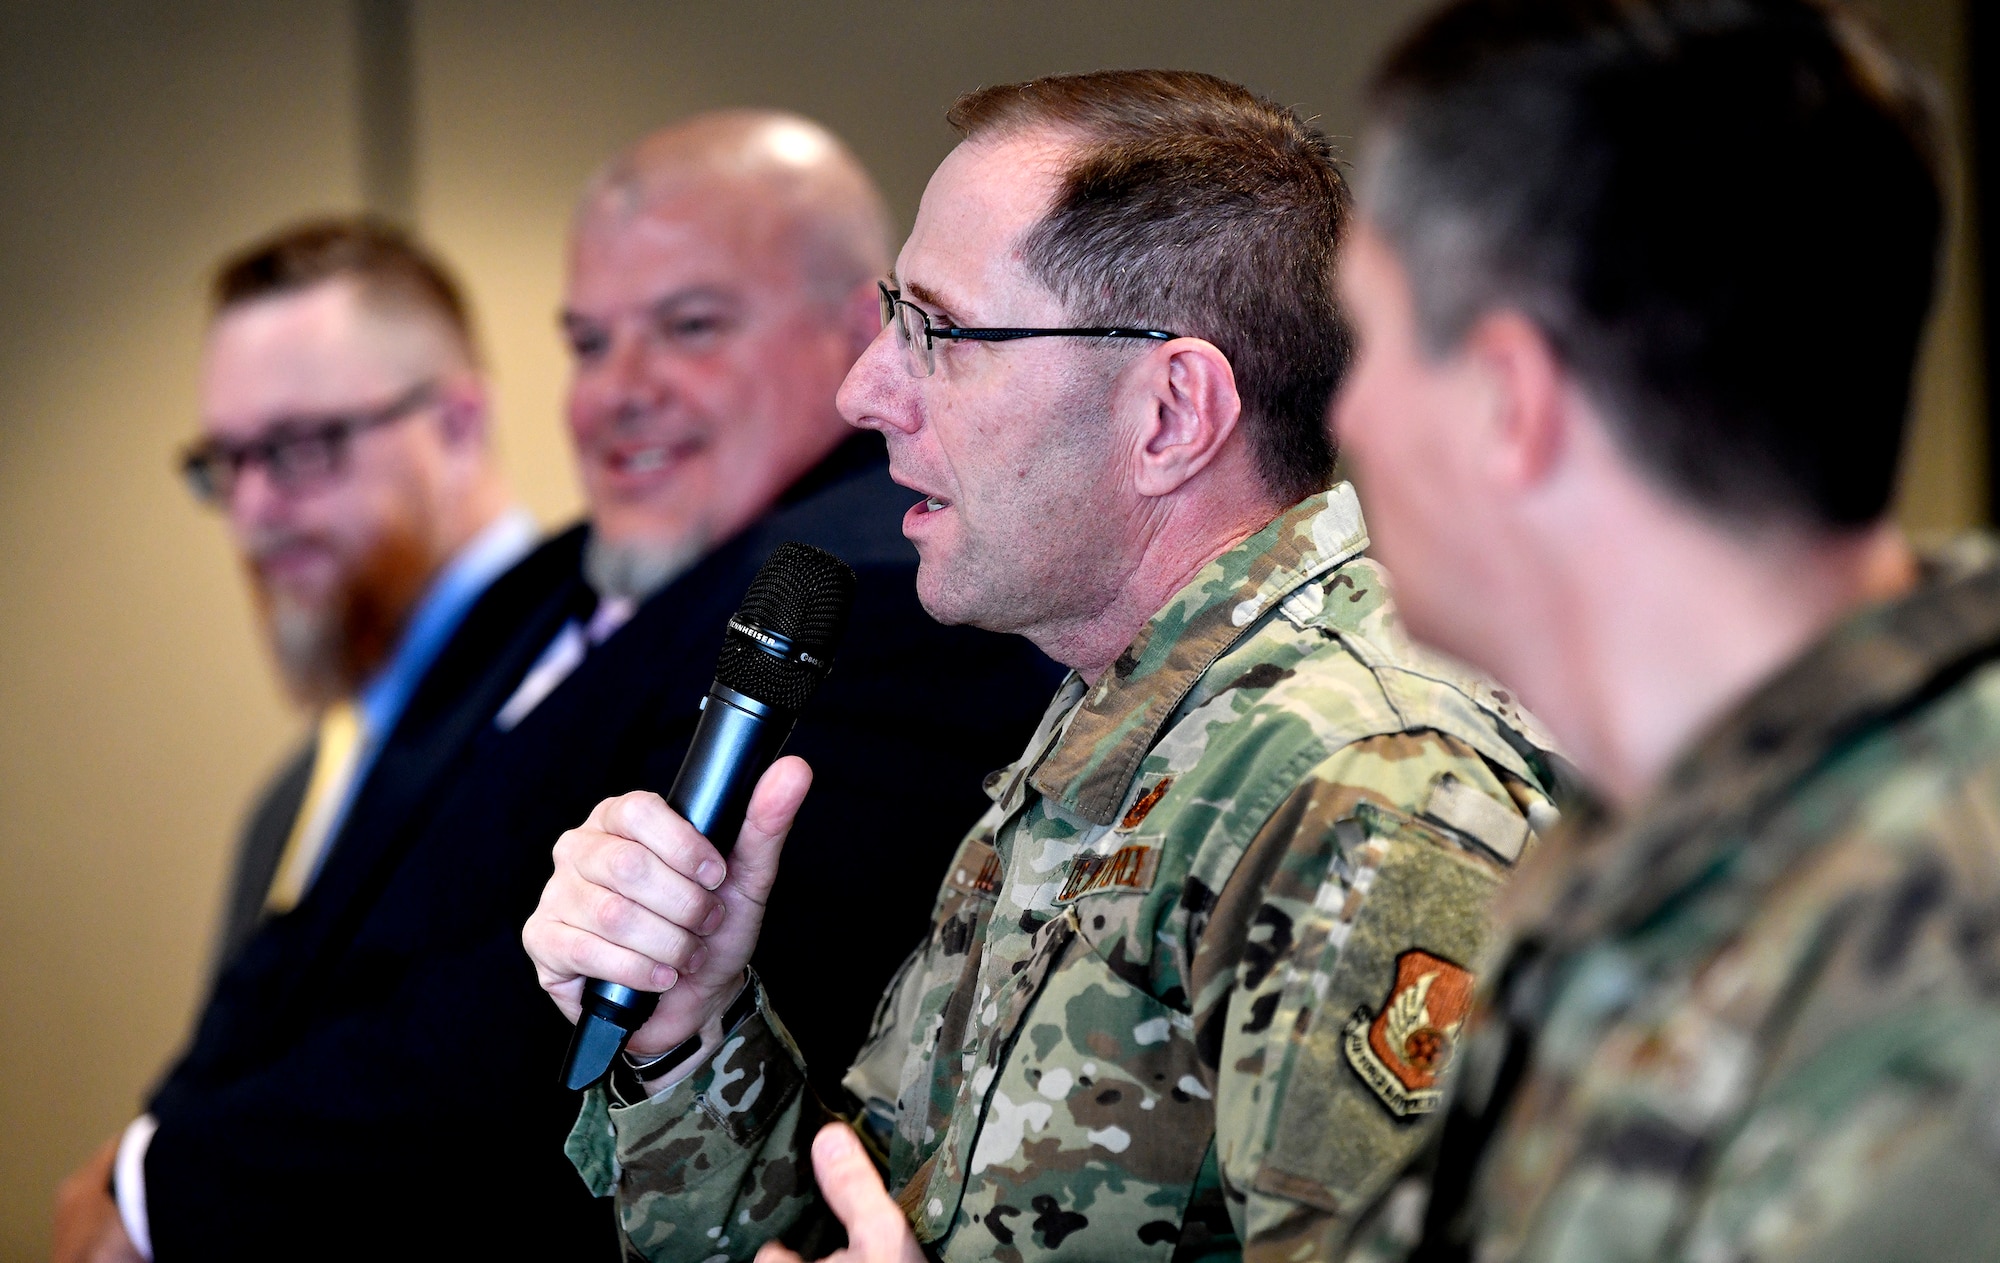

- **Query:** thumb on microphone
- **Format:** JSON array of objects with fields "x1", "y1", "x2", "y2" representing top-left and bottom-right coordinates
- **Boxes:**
[{"x1": 722, "y1": 755, "x2": 812, "y2": 907}]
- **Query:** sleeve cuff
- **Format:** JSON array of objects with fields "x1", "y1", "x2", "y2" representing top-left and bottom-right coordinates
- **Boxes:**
[
  {"x1": 611, "y1": 973, "x2": 762, "y2": 1104},
  {"x1": 587, "y1": 970, "x2": 805, "y2": 1178},
  {"x1": 113, "y1": 1113, "x2": 158, "y2": 1261}
]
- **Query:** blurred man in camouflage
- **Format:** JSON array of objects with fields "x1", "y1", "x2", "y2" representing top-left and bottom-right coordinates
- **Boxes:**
[
  {"x1": 1331, "y1": 1, "x2": 2000, "y2": 1259},
  {"x1": 523, "y1": 71, "x2": 1564, "y2": 1261}
]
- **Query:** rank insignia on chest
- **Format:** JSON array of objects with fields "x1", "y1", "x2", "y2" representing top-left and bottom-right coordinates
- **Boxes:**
[
  {"x1": 944, "y1": 841, "x2": 1004, "y2": 897},
  {"x1": 1343, "y1": 949, "x2": 1475, "y2": 1117},
  {"x1": 1118, "y1": 774, "x2": 1174, "y2": 830},
  {"x1": 1053, "y1": 842, "x2": 1161, "y2": 904}
]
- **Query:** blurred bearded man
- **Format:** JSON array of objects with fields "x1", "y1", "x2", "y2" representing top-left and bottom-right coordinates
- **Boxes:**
[
  {"x1": 202, "y1": 220, "x2": 528, "y2": 960},
  {"x1": 53, "y1": 219, "x2": 532, "y2": 1263}
]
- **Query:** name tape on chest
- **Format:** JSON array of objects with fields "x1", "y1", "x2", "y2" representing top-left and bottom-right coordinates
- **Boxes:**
[{"x1": 1053, "y1": 842, "x2": 1162, "y2": 905}]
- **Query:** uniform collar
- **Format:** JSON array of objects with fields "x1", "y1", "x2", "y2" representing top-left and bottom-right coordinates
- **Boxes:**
[
  {"x1": 1029, "y1": 485, "x2": 1370, "y2": 826},
  {"x1": 1515, "y1": 537, "x2": 2000, "y2": 945}
]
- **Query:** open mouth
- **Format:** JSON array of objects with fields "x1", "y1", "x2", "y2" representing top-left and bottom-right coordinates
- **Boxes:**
[
  {"x1": 902, "y1": 492, "x2": 953, "y2": 533},
  {"x1": 608, "y1": 437, "x2": 705, "y2": 477}
]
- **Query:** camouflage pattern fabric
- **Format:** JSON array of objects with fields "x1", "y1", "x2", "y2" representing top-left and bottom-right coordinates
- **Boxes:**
[
  {"x1": 565, "y1": 486, "x2": 1563, "y2": 1261},
  {"x1": 1382, "y1": 540, "x2": 2000, "y2": 1263}
]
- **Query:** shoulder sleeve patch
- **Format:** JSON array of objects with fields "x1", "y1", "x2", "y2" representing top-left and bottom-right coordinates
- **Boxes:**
[
  {"x1": 1251, "y1": 804, "x2": 1506, "y2": 1219},
  {"x1": 1421, "y1": 772, "x2": 1530, "y2": 864},
  {"x1": 1341, "y1": 948, "x2": 1476, "y2": 1117}
]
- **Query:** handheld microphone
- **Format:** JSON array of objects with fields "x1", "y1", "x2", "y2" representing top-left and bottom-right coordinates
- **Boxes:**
[{"x1": 560, "y1": 542, "x2": 857, "y2": 1091}]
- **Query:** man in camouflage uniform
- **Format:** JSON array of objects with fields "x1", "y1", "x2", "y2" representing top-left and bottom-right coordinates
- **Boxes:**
[
  {"x1": 1331, "y1": 2, "x2": 2000, "y2": 1259},
  {"x1": 522, "y1": 71, "x2": 1560, "y2": 1260}
]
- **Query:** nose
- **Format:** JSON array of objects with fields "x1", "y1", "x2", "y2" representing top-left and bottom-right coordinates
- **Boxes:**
[
  {"x1": 594, "y1": 325, "x2": 671, "y2": 426},
  {"x1": 224, "y1": 458, "x2": 289, "y2": 534},
  {"x1": 837, "y1": 322, "x2": 918, "y2": 436}
]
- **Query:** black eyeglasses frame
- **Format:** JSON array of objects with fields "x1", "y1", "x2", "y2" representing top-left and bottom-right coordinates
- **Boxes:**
[
  {"x1": 878, "y1": 281, "x2": 1179, "y2": 377},
  {"x1": 179, "y1": 380, "x2": 439, "y2": 505}
]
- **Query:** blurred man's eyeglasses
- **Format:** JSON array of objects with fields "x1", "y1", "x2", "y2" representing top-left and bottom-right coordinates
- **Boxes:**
[
  {"x1": 179, "y1": 381, "x2": 438, "y2": 505},
  {"x1": 877, "y1": 281, "x2": 1178, "y2": 379}
]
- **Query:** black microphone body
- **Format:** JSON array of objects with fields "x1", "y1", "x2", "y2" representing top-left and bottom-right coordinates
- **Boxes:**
[
  {"x1": 560, "y1": 544, "x2": 855, "y2": 1091},
  {"x1": 560, "y1": 686, "x2": 798, "y2": 1086},
  {"x1": 671, "y1": 684, "x2": 798, "y2": 850}
]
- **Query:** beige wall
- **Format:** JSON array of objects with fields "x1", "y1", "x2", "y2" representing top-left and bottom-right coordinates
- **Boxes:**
[
  {"x1": 0, "y1": 4, "x2": 360, "y2": 1254},
  {"x1": 0, "y1": 2, "x2": 1982, "y2": 1257},
  {"x1": 1874, "y1": 0, "x2": 1988, "y2": 533},
  {"x1": 410, "y1": 0, "x2": 1442, "y2": 528}
]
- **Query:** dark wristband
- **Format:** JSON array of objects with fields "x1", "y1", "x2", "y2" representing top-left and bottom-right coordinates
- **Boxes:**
[{"x1": 609, "y1": 974, "x2": 758, "y2": 1102}]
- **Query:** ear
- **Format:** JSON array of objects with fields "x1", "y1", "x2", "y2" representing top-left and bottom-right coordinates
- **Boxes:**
[
  {"x1": 1461, "y1": 310, "x2": 1566, "y2": 489},
  {"x1": 434, "y1": 374, "x2": 492, "y2": 450},
  {"x1": 1125, "y1": 338, "x2": 1244, "y2": 498}
]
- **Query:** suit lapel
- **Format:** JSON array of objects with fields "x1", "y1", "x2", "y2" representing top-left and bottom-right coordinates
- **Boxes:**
[
  {"x1": 505, "y1": 441, "x2": 908, "y2": 790},
  {"x1": 211, "y1": 741, "x2": 314, "y2": 982},
  {"x1": 270, "y1": 529, "x2": 588, "y2": 984}
]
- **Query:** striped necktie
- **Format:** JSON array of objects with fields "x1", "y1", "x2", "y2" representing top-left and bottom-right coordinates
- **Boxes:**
[{"x1": 266, "y1": 700, "x2": 367, "y2": 914}]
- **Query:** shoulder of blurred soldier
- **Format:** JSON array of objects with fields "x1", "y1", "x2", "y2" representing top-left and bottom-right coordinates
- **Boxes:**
[{"x1": 1458, "y1": 539, "x2": 2000, "y2": 1263}]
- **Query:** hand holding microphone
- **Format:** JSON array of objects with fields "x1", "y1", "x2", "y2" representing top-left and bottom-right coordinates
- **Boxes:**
[
  {"x1": 522, "y1": 543, "x2": 856, "y2": 1088},
  {"x1": 525, "y1": 759, "x2": 810, "y2": 1060}
]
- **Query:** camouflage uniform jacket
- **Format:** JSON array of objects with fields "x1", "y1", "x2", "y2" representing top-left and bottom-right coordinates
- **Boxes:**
[
  {"x1": 1400, "y1": 543, "x2": 2000, "y2": 1263},
  {"x1": 565, "y1": 486, "x2": 1561, "y2": 1261}
]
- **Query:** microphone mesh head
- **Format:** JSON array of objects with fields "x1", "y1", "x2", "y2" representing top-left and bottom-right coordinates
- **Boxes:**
[{"x1": 715, "y1": 542, "x2": 857, "y2": 710}]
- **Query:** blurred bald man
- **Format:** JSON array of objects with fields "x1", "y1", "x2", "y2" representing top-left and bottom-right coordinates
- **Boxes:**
[
  {"x1": 564, "y1": 111, "x2": 902, "y2": 586},
  {"x1": 63, "y1": 114, "x2": 1053, "y2": 1262},
  {"x1": 524, "y1": 108, "x2": 1055, "y2": 1101}
]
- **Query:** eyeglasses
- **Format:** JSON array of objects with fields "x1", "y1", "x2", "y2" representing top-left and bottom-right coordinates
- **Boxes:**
[
  {"x1": 877, "y1": 281, "x2": 1179, "y2": 379},
  {"x1": 179, "y1": 381, "x2": 437, "y2": 505}
]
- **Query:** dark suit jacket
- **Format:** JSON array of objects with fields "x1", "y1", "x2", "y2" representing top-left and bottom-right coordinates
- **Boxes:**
[{"x1": 145, "y1": 436, "x2": 1060, "y2": 1259}]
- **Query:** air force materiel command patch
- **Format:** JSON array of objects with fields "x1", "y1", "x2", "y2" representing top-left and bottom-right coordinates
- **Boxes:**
[{"x1": 1343, "y1": 949, "x2": 1476, "y2": 1117}]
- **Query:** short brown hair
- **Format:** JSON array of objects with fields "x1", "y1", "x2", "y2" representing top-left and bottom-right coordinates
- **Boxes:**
[
  {"x1": 211, "y1": 216, "x2": 480, "y2": 365},
  {"x1": 947, "y1": 70, "x2": 1349, "y2": 504},
  {"x1": 1365, "y1": 0, "x2": 1942, "y2": 528}
]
